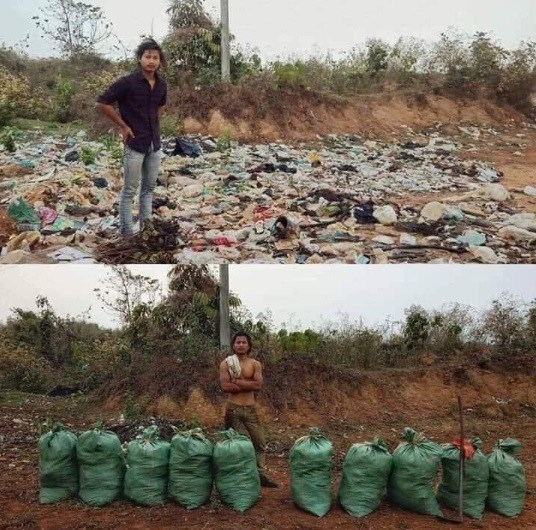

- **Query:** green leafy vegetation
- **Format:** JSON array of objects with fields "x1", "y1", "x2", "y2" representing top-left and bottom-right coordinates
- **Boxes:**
[{"x1": 0, "y1": 265, "x2": 534, "y2": 404}]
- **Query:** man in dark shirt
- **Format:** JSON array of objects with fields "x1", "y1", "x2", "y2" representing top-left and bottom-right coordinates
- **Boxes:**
[{"x1": 96, "y1": 39, "x2": 167, "y2": 235}]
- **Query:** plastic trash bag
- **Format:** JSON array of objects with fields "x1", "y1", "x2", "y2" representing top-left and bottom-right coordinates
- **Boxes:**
[
  {"x1": 387, "y1": 427, "x2": 442, "y2": 516},
  {"x1": 172, "y1": 138, "x2": 203, "y2": 158},
  {"x1": 290, "y1": 427, "x2": 333, "y2": 517},
  {"x1": 437, "y1": 437, "x2": 489, "y2": 520},
  {"x1": 338, "y1": 436, "x2": 392, "y2": 517},
  {"x1": 76, "y1": 426, "x2": 124, "y2": 506},
  {"x1": 213, "y1": 428, "x2": 259, "y2": 512},
  {"x1": 169, "y1": 428, "x2": 213, "y2": 509},
  {"x1": 487, "y1": 438, "x2": 526, "y2": 517},
  {"x1": 38, "y1": 423, "x2": 78, "y2": 504},
  {"x1": 124, "y1": 426, "x2": 170, "y2": 506}
]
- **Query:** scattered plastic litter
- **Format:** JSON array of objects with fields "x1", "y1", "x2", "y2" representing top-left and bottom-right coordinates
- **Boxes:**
[{"x1": 0, "y1": 125, "x2": 534, "y2": 263}]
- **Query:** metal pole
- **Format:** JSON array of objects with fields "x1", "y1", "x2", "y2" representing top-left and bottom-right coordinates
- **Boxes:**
[
  {"x1": 219, "y1": 264, "x2": 230, "y2": 352},
  {"x1": 220, "y1": 0, "x2": 230, "y2": 81},
  {"x1": 457, "y1": 395, "x2": 465, "y2": 523}
]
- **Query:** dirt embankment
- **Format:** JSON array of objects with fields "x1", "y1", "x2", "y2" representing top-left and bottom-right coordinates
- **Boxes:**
[
  {"x1": 105, "y1": 365, "x2": 536, "y2": 435},
  {"x1": 178, "y1": 89, "x2": 527, "y2": 142}
]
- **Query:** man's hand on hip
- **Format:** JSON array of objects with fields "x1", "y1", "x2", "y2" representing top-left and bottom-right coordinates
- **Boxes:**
[{"x1": 121, "y1": 125, "x2": 135, "y2": 143}]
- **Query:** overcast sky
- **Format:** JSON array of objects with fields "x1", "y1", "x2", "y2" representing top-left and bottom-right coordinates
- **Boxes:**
[
  {"x1": 1, "y1": 0, "x2": 534, "y2": 60},
  {"x1": 0, "y1": 265, "x2": 534, "y2": 330}
]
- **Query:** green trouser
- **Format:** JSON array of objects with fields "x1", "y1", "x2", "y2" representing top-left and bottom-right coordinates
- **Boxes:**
[{"x1": 224, "y1": 403, "x2": 266, "y2": 470}]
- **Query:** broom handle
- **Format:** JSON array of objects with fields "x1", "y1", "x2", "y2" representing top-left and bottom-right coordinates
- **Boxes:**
[{"x1": 458, "y1": 395, "x2": 465, "y2": 522}]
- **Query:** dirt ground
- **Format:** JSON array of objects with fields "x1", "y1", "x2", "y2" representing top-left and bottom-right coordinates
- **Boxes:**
[{"x1": 1, "y1": 365, "x2": 535, "y2": 530}]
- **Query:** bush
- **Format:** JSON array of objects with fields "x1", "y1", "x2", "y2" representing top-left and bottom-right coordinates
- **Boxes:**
[
  {"x1": 0, "y1": 126, "x2": 22, "y2": 153},
  {"x1": 0, "y1": 67, "x2": 32, "y2": 125},
  {"x1": 54, "y1": 75, "x2": 75, "y2": 122},
  {"x1": 160, "y1": 113, "x2": 185, "y2": 137},
  {"x1": 0, "y1": 343, "x2": 54, "y2": 393},
  {"x1": 498, "y1": 42, "x2": 536, "y2": 111},
  {"x1": 81, "y1": 64, "x2": 131, "y2": 97}
]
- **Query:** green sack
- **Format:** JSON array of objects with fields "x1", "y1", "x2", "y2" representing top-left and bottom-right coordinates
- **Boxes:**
[
  {"x1": 213, "y1": 428, "x2": 260, "y2": 513},
  {"x1": 487, "y1": 438, "x2": 526, "y2": 517},
  {"x1": 169, "y1": 428, "x2": 213, "y2": 509},
  {"x1": 290, "y1": 427, "x2": 333, "y2": 517},
  {"x1": 38, "y1": 422, "x2": 78, "y2": 504},
  {"x1": 124, "y1": 426, "x2": 170, "y2": 506},
  {"x1": 387, "y1": 427, "x2": 443, "y2": 516},
  {"x1": 76, "y1": 426, "x2": 124, "y2": 506},
  {"x1": 7, "y1": 197, "x2": 40, "y2": 227},
  {"x1": 437, "y1": 438, "x2": 489, "y2": 520},
  {"x1": 338, "y1": 436, "x2": 392, "y2": 518}
]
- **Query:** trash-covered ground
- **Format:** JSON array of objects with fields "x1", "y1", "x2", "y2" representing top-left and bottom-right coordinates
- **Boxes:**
[{"x1": 1, "y1": 120, "x2": 535, "y2": 264}]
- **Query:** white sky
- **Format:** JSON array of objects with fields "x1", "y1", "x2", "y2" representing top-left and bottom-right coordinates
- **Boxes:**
[
  {"x1": 1, "y1": 0, "x2": 534, "y2": 60},
  {"x1": 0, "y1": 265, "x2": 534, "y2": 330}
]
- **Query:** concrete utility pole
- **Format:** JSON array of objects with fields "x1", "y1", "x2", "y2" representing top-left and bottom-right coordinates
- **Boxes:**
[
  {"x1": 219, "y1": 264, "x2": 230, "y2": 352},
  {"x1": 220, "y1": 0, "x2": 230, "y2": 81}
]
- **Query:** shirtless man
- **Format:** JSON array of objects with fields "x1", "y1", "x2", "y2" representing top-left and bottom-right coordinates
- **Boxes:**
[{"x1": 219, "y1": 331, "x2": 278, "y2": 488}]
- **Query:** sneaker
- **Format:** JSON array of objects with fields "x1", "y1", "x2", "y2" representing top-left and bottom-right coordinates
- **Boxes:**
[{"x1": 259, "y1": 473, "x2": 279, "y2": 488}]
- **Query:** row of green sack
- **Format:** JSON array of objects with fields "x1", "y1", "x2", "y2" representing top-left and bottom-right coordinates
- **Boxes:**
[
  {"x1": 39, "y1": 424, "x2": 526, "y2": 520},
  {"x1": 291, "y1": 427, "x2": 526, "y2": 519},
  {"x1": 40, "y1": 424, "x2": 258, "y2": 512}
]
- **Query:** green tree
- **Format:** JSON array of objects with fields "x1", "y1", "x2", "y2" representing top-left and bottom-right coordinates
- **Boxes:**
[
  {"x1": 427, "y1": 303, "x2": 475, "y2": 356},
  {"x1": 469, "y1": 32, "x2": 506, "y2": 88},
  {"x1": 4, "y1": 296, "x2": 107, "y2": 372},
  {"x1": 365, "y1": 39, "x2": 390, "y2": 79},
  {"x1": 478, "y1": 295, "x2": 528, "y2": 355},
  {"x1": 526, "y1": 299, "x2": 536, "y2": 350},
  {"x1": 163, "y1": 0, "x2": 261, "y2": 85},
  {"x1": 94, "y1": 265, "x2": 161, "y2": 325},
  {"x1": 163, "y1": 0, "x2": 220, "y2": 84},
  {"x1": 428, "y1": 28, "x2": 471, "y2": 88},
  {"x1": 498, "y1": 40, "x2": 536, "y2": 110},
  {"x1": 121, "y1": 265, "x2": 242, "y2": 360},
  {"x1": 403, "y1": 305, "x2": 430, "y2": 351},
  {"x1": 32, "y1": 0, "x2": 114, "y2": 58},
  {"x1": 165, "y1": 265, "x2": 241, "y2": 339}
]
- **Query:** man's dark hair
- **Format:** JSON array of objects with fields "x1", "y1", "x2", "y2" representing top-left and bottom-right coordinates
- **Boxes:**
[
  {"x1": 231, "y1": 331, "x2": 252, "y2": 353},
  {"x1": 136, "y1": 39, "x2": 166, "y2": 67}
]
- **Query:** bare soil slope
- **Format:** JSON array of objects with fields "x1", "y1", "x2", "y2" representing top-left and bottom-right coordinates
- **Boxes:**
[{"x1": 180, "y1": 90, "x2": 525, "y2": 142}]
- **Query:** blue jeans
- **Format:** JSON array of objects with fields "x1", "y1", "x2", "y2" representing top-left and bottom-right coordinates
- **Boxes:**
[{"x1": 120, "y1": 144, "x2": 162, "y2": 235}]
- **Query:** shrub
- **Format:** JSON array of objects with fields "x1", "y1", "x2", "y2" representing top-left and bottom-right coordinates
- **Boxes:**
[
  {"x1": 498, "y1": 41, "x2": 536, "y2": 111},
  {"x1": 0, "y1": 126, "x2": 21, "y2": 153},
  {"x1": 81, "y1": 65, "x2": 130, "y2": 97},
  {"x1": 0, "y1": 67, "x2": 32, "y2": 125},
  {"x1": 0, "y1": 343, "x2": 54, "y2": 393},
  {"x1": 160, "y1": 113, "x2": 185, "y2": 137},
  {"x1": 81, "y1": 145, "x2": 98, "y2": 165},
  {"x1": 54, "y1": 75, "x2": 75, "y2": 122}
]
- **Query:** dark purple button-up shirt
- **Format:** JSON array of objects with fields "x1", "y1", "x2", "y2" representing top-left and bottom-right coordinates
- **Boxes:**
[{"x1": 97, "y1": 70, "x2": 167, "y2": 153}]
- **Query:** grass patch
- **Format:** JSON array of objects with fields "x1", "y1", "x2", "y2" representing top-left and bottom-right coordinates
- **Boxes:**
[
  {"x1": 11, "y1": 117, "x2": 86, "y2": 136},
  {"x1": 0, "y1": 390, "x2": 32, "y2": 406}
]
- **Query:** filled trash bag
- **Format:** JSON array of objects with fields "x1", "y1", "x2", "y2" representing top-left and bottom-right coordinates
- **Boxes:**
[
  {"x1": 172, "y1": 138, "x2": 203, "y2": 157},
  {"x1": 76, "y1": 426, "x2": 124, "y2": 506},
  {"x1": 213, "y1": 428, "x2": 260, "y2": 513},
  {"x1": 437, "y1": 437, "x2": 489, "y2": 520},
  {"x1": 169, "y1": 428, "x2": 213, "y2": 509},
  {"x1": 7, "y1": 197, "x2": 40, "y2": 230},
  {"x1": 387, "y1": 427, "x2": 443, "y2": 516},
  {"x1": 487, "y1": 438, "x2": 526, "y2": 517},
  {"x1": 338, "y1": 436, "x2": 392, "y2": 517},
  {"x1": 124, "y1": 426, "x2": 170, "y2": 506},
  {"x1": 290, "y1": 427, "x2": 333, "y2": 517},
  {"x1": 38, "y1": 422, "x2": 78, "y2": 504}
]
